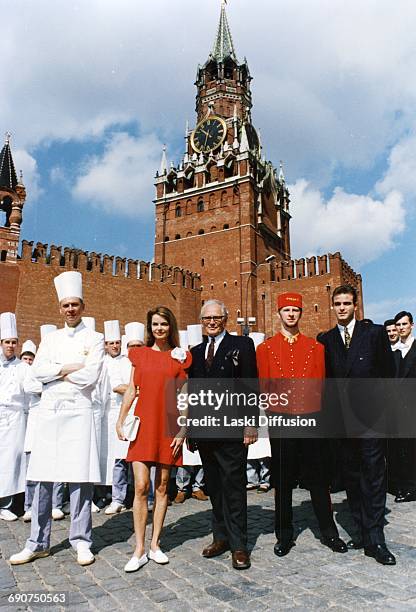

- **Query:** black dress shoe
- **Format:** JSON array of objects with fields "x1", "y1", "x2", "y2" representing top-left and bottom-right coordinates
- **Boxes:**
[
  {"x1": 364, "y1": 543, "x2": 396, "y2": 565},
  {"x1": 395, "y1": 490, "x2": 416, "y2": 503},
  {"x1": 274, "y1": 539, "x2": 294, "y2": 557},
  {"x1": 347, "y1": 538, "x2": 364, "y2": 550},
  {"x1": 232, "y1": 550, "x2": 251, "y2": 570},
  {"x1": 321, "y1": 536, "x2": 348, "y2": 553}
]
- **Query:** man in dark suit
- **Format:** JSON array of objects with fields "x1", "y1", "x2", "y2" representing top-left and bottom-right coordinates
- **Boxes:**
[
  {"x1": 188, "y1": 299, "x2": 258, "y2": 570},
  {"x1": 319, "y1": 284, "x2": 396, "y2": 565},
  {"x1": 389, "y1": 311, "x2": 416, "y2": 503}
]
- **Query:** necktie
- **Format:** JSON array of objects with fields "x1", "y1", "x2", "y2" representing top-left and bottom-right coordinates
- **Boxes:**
[
  {"x1": 344, "y1": 326, "x2": 351, "y2": 350},
  {"x1": 206, "y1": 337, "x2": 215, "y2": 370}
]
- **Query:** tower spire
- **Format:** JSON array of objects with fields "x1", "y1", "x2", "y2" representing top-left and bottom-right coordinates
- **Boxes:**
[
  {"x1": 0, "y1": 132, "x2": 18, "y2": 190},
  {"x1": 211, "y1": 0, "x2": 237, "y2": 63}
]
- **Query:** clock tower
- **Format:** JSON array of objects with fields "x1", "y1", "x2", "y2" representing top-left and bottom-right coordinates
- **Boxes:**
[{"x1": 154, "y1": 2, "x2": 291, "y2": 329}]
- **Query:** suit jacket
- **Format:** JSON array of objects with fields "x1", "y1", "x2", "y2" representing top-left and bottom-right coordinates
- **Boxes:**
[
  {"x1": 318, "y1": 319, "x2": 395, "y2": 437},
  {"x1": 188, "y1": 332, "x2": 258, "y2": 442},
  {"x1": 189, "y1": 331, "x2": 257, "y2": 380},
  {"x1": 394, "y1": 341, "x2": 416, "y2": 379},
  {"x1": 393, "y1": 341, "x2": 416, "y2": 437}
]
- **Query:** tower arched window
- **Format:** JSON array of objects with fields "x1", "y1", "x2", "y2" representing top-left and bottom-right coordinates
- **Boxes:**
[
  {"x1": 175, "y1": 234, "x2": 181, "y2": 240},
  {"x1": 164, "y1": 236, "x2": 169, "y2": 242},
  {"x1": 198, "y1": 229, "x2": 205, "y2": 235},
  {"x1": 175, "y1": 206, "x2": 182, "y2": 218},
  {"x1": 197, "y1": 199, "x2": 204, "y2": 212}
]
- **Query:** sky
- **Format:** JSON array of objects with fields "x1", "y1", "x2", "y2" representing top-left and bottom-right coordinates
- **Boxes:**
[{"x1": 2, "y1": 0, "x2": 416, "y2": 323}]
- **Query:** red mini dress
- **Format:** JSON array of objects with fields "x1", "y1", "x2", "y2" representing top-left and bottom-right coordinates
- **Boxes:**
[{"x1": 126, "y1": 346, "x2": 191, "y2": 467}]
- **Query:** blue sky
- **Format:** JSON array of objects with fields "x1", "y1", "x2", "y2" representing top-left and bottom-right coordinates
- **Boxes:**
[{"x1": 3, "y1": 0, "x2": 416, "y2": 322}]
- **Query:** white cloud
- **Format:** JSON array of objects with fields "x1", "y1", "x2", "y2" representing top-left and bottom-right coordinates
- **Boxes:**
[
  {"x1": 2, "y1": 0, "x2": 416, "y2": 181},
  {"x1": 13, "y1": 150, "x2": 42, "y2": 202},
  {"x1": 289, "y1": 180, "x2": 405, "y2": 267},
  {"x1": 376, "y1": 130, "x2": 416, "y2": 201},
  {"x1": 365, "y1": 296, "x2": 416, "y2": 325},
  {"x1": 73, "y1": 132, "x2": 163, "y2": 216}
]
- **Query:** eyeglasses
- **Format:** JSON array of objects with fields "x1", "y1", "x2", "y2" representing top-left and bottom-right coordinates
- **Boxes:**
[{"x1": 201, "y1": 316, "x2": 224, "y2": 322}]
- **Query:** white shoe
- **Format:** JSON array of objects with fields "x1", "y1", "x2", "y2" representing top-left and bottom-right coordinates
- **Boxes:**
[
  {"x1": 52, "y1": 508, "x2": 65, "y2": 520},
  {"x1": 76, "y1": 542, "x2": 95, "y2": 566},
  {"x1": 0, "y1": 509, "x2": 18, "y2": 521},
  {"x1": 124, "y1": 553, "x2": 148, "y2": 573},
  {"x1": 104, "y1": 502, "x2": 126, "y2": 515},
  {"x1": 148, "y1": 548, "x2": 169, "y2": 564},
  {"x1": 62, "y1": 502, "x2": 71, "y2": 515},
  {"x1": 9, "y1": 548, "x2": 50, "y2": 565},
  {"x1": 23, "y1": 510, "x2": 32, "y2": 522},
  {"x1": 91, "y1": 501, "x2": 100, "y2": 513}
]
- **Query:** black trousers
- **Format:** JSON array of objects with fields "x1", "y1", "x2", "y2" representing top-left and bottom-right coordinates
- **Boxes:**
[
  {"x1": 197, "y1": 440, "x2": 248, "y2": 552},
  {"x1": 341, "y1": 438, "x2": 386, "y2": 546},
  {"x1": 387, "y1": 438, "x2": 416, "y2": 493},
  {"x1": 270, "y1": 438, "x2": 339, "y2": 541}
]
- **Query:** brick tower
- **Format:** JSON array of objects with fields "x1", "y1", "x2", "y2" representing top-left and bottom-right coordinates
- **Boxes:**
[
  {"x1": 0, "y1": 133, "x2": 26, "y2": 262},
  {"x1": 154, "y1": 2, "x2": 291, "y2": 329}
]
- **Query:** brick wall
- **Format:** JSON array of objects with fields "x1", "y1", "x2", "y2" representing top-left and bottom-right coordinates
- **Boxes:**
[{"x1": 0, "y1": 241, "x2": 201, "y2": 349}]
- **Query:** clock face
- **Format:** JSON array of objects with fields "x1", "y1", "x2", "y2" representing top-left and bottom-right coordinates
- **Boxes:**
[{"x1": 191, "y1": 116, "x2": 227, "y2": 153}]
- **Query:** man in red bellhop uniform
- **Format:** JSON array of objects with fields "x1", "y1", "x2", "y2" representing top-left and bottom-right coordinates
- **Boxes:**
[{"x1": 256, "y1": 292, "x2": 347, "y2": 557}]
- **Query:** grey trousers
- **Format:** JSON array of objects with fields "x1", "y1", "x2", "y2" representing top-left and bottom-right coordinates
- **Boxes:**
[
  {"x1": 176, "y1": 466, "x2": 205, "y2": 492},
  {"x1": 26, "y1": 482, "x2": 93, "y2": 552},
  {"x1": 112, "y1": 459, "x2": 128, "y2": 504},
  {"x1": 25, "y1": 453, "x2": 65, "y2": 511}
]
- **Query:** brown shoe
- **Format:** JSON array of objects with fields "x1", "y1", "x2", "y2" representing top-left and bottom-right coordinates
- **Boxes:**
[
  {"x1": 173, "y1": 491, "x2": 187, "y2": 504},
  {"x1": 232, "y1": 550, "x2": 251, "y2": 570},
  {"x1": 202, "y1": 540, "x2": 230, "y2": 558},
  {"x1": 192, "y1": 489, "x2": 208, "y2": 501}
]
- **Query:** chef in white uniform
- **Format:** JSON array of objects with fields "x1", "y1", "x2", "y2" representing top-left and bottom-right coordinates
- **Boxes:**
[
  {"x1": 0, "y1": 313, "x2": 31, "y2": 521},
  {"x1": 10, "y1": 271, "x2": 104, "y2": 567},
  {"x1": 101, "y1": 320, "x2": 131, "y2": 515},
  {"x1": 20, "y1": 340, "x2": 37, "y2": 365}
]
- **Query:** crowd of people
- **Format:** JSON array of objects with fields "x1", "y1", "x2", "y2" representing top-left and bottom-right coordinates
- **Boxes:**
[{"x1": 0, "y1": 271, "x2": 414, "y2": 574}]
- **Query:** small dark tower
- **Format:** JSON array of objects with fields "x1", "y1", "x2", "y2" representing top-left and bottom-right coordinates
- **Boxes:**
[{"x1": 0, "y1": 133, "x2": 26, "y2": 262}]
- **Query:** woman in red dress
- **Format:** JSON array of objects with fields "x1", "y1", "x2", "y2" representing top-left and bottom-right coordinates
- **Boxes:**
[{"x1": 116, "y1": 306, "x2": 191, "y2": 573}]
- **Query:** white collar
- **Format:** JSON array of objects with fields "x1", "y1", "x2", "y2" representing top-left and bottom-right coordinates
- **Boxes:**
[
  {"x1": 337, "y1": 318, "x2": 356, "y2": 335},
  {"x1": 64, "y1": 321, "x2": 86, "y2": 337},
  {"x1": 207, "y1": 329, "x2": 226, "y2": 344}
]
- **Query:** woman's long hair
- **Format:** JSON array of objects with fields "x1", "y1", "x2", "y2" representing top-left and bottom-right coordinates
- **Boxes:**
[{"x1": 145, "y1": 306, "x2": 180, "y2": 349}]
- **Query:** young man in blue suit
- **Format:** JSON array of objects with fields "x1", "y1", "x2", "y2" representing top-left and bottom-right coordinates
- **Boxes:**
[{"x1": 319, "y1": 285, "x2": 396, "y2": 565}]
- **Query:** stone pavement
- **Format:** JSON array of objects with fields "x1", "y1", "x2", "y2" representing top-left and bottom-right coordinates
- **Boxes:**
[{"x1": 1, "y1": 488, "x2": 416, "y2": 611}]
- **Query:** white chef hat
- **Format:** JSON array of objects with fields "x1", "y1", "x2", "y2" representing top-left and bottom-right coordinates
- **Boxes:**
[
  {"x1": 230, "y1": 331, "x2": 238, "y2": 335},
  {"x1": 40, "y1": 324, "x2": 57, "y2": 339},
  {"x1": 21, "y1": 340, "x2": 37, "y2": 355},
  {"x1": 104, "y1": 320, "x2": 121, "y2": 342},
  {"x1": 125, "y1": 322, "x2": 145, "y2": 345},
  {"x1": 0, "y1": 312, "x2": 18, "y2": 340},
  {"x1": 54, "y1": 271, "x2": 83, "y2": 302},
  {"x1": 179, "y1": 330, "x2": 189, "y2": 350},
  {"x1": 121, "y1": 334, "x2": 128, "y2": 356},
  {"x1": 249, "y1": 332, "x2": 265, "y2": 348},
  {"x1": 82, "y1": 317, "x2": 96, "y2": 331},
  {"x1": 187, "y1": 324, "x2": 203, "y2": 348}
]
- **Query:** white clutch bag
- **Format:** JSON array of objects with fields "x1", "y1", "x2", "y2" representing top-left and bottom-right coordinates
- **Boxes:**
[{"x1": 122, "y1": 414, "x2": 140, "y2": 441}]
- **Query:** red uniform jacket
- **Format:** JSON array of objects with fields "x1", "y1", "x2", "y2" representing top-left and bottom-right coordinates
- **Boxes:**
[{"x1": 256, "y1": 332, "x2": 325, "y2": 414}]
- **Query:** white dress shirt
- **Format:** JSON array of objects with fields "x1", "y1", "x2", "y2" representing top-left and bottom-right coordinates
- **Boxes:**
[
  {"x1": 204, "y1": 330, "x2": 226, "y2": 359},
  {"x1": 337, "y1": 318, "x2": 356, "y2": 345},
  {"x1": 396, "y1": 335, "x2": 414, "y2": 358}
]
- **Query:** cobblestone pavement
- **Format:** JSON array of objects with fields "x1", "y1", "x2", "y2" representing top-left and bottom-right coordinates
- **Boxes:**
[{"x1": 1, "y1": 489, "x2": 416, "y2": 611}]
